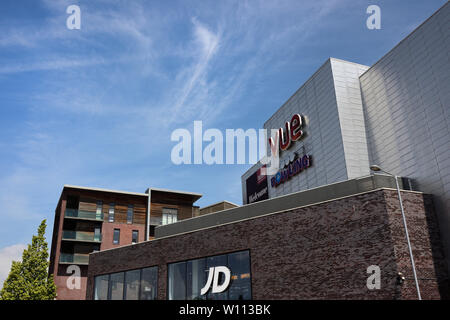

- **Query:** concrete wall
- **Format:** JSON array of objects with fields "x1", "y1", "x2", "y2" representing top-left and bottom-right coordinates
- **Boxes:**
[{"x1": 360, "y1": 2, "x2": 450, "y2": 274}]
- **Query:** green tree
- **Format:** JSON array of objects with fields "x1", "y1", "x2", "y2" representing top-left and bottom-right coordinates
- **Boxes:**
[{"x1": 0, "y1": 219, "x2": 56, "y2": 300}]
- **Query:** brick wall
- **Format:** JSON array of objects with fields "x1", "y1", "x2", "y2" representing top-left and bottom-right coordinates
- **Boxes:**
[{"x1": 86, "y1": 189, "x2": 449, "y2": 300}]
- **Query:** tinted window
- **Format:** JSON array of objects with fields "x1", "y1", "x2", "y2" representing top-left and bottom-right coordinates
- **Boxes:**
[
  {"x1": 167, "y1": 250, "x2": 251, "y2": 300},
  {"x1": 108, "y1": 203, "x2": 115, "y2": 222},
  {"x1": 206, "y1": 254, "x2": 228, "y2": 300},
  {"x1": 140, "y1": 267, "x2": 158, "y2": 300},
  {"x1": 187, "y1": 258, "x2": 207, "y2": 300},
  {"x1": 125, "y1": 270, "x2": 140, "y2": 300},
  {"x1": 132, "y1": 230, "x2": 138, "y2": 244},
  {"x1": 228, "y1": 251, "x2": 252, "y2": 300},
  {"x1": 94, "y1": 275, "x2": 109, "y2": 300},
  {"x1": 109, "y1": 272, "x2": 124, "y2": 300},
  {"x1": 168, "y1": 262, "x2": 186, "y2": 300},
  {"x1": 127, "y1": 205, "x2": 133, "y2": 224},
  {"x1": 113, "y1": 229, "x2": 120, "y2": 244}
]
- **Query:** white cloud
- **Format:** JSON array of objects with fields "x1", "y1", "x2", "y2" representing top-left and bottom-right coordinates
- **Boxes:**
[{"x1": 0, "y1": 244, "x2": 27, "y2": 290}]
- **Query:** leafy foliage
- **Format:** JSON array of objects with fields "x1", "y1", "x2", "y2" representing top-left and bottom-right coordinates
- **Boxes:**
[{"x1": 0, "y1": 220, "x2": 57, "y2": 300}]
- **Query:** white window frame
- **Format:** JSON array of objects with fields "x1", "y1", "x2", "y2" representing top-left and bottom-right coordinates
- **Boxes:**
[{"x1": 162, "y1": 208, "x2": 178, "y2": 225}]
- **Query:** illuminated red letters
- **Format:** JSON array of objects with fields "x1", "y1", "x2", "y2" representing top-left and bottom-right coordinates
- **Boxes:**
[{"x1": 269, "y1": 114, "x2": 304, "y2": 154}]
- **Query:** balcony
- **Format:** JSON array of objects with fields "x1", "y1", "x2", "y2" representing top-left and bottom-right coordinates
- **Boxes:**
[
  {"x1": 59, "y1": 253, "x2": 90, "y2": 265},
  {"x1": 149, "y1": 216, "x2": 162, "y2": 226},
  {"x1": 62, "y1": 230, "x2": 102, "y2": 243},
  {"x1": 64, "y1": 208, "x2": 103, "y2": 221}
]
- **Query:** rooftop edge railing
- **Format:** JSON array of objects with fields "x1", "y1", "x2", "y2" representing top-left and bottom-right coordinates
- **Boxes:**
[{"x1": 65, "y1": 208, "x2": 103, "y2": 221}]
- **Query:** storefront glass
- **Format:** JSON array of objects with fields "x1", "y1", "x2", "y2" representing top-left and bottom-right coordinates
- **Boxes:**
[
  {"x1": 140, "y1": 266, "x2": 158, "y2": 300},
  {"x1": 167, "y1": 250, "x2": 251, "y2": 300},
  {"x1": 94, "y1": 266, "x2": 158, "y2": 300}
]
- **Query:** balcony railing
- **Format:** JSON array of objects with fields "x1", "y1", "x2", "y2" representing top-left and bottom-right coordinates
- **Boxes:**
[
  {"x1": 59, "y1": 253, "x2": 90, "y2": 265},
  {"x1": 149, "y1": 216, "x2": 162, "y2": 226},
  {"x1": 62, "y1": 230, "x2": 102, "y2": 243},
  {"x1": 65, "y1": 208, "x2": 103, "y2": 221}
]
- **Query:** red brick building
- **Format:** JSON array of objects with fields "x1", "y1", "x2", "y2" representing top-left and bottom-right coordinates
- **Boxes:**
[
  {"x1": 49, "y1": 185, "x2": 202, "y2": 300},
  {"x1": 85, "y1": 175, "x2": 449, "y2": 300}
]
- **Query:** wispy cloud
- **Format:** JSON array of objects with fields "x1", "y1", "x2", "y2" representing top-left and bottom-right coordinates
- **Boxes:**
[
  {"x1": 0, "y1": 244, "x2": 27, "y2": 290},
  {"x1": 0, "y1": 0, "x2": 369, "y2": 243}
]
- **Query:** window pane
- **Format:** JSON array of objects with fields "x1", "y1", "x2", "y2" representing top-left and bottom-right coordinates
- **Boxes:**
[
  {"x1": 168, "y1": 262, "x2": 186, "y2": 300},
  {"x1": 127, "y1": 205, "x2": 133, "y2": 224},
  {"x1": 162, "y1": 208, "x2": 178, "y2": 225},
  {"x1": 125, "y1": 270, "x2": 140, "y2": 300},
  {"x1": 109, "y1": 272, "x2": 124, "y2": 300},
  {"x1": 96, "y1": 201, "x2": 103, "y2": 220},
  {"x1": 113, "y1": 229, "x2": 120, "y2": 244},
  {"x1": 108, "y1": 203, "x2": 115, "y2": 222},
  {"x1": 187, "y1": 258, "x2": 206, "y2": 300},
  {"x1": 140, "y1": 267, "x2": 158, "y2": 300},
  {"x1": 94, "y1": 227, "x2": 101, "y2": 242},
  {"x1": 206, "y1": 254, "x2": 228, "y2": 300},
  {"x1": 228, "y1": 251, "x2": 252, "y2": 300},
  {"x1": 132, "y1": 230, "x2": 138, "y2": 244},
  {"x1": 94, "y1": 275, "x2": 109, "y2": 300}
]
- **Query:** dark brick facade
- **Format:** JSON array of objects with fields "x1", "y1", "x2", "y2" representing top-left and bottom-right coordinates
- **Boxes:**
[{"x1": 86, "y1": 189, "x2": 449, "y2": 300}]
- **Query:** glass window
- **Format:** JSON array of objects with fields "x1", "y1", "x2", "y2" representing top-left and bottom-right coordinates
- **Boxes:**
[
  {"x1": 132, "y1": 230, "x2": 139, "y2": 244},
  {"x1": 206, "y1": 254, "x2": 228, "y2": 300},
  {"x1": 113, "y1": 229, "x2": 120, "y2": 244},
  {"x1": 162, "y1": 208, "x2": 178, "y2": 225},
  {"x1": 108, "y1": 203, "x2": 115, "y2": 222},
  {"x1": 167, "y1": 250, "x2": 252, "y2": 300},
  {"x1": 228, "y1": 251, "x2": 252, "y2": 300},
  {"x1": 124, "y1": 270, "x2": 140, "y2": 300},
  {"x1": 127, "y1": 205, "x2": 133, "y2": 224},
  {"x1": 140, "y1": 267, "x2": 158, "y2": 300},
  {"x1": 96, "y1": 201, "x2": 103, "y2": 220},
  {"x1": 94, "y1": 227, "x2": 101, "y2": 242},
  {"x1": 109, "y1": 272, "x2": 124, "y2": 300},
  {"x1": 168, "y1": 261, "x2": 186, "y2": 300},
  {"x1": 94, "y1": 274, "x2": 109, "y2": 300},
  {"x1": 187, "y1": 258, "x2": 207, "y2": 300}
]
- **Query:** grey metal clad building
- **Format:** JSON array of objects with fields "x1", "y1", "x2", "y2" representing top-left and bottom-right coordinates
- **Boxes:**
[
  {"x1": 360, "y1": 2, "x2": 450, "y2": 275},
  {"x1": 242, "y1": 2, "x2": 450, "y2": 272},
  {"x1": 241, "y1": 58, "x2": 370, "y2": 202}
]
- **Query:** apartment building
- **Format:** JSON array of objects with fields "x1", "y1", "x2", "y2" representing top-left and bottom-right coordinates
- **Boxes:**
[{"x1": 49, "y1": 185, "x2": 201, "y2": 300}]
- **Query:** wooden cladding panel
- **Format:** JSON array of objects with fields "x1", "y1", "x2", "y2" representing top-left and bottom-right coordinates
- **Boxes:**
[
  {"x1": 115, "y1": 204, "x2": 128, "y2": 224},
  {"x1": 103, "y1": 203, "x2": 146, "y2": 226},
  {"x1": 150, "y1": 202, "x2": 193, "y2": 221},
  {"x1": 133, "y1": 204, "x2": 146, "y2": 225},
  {"x1": 78, "y1": 198, "x2": 97, "y2": 213},
  {"x1": 150, "y1": 191, "x2": 196, "y2": 206}
]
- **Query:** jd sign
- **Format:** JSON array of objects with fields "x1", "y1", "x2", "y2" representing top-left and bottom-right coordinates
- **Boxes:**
[{"x1": 200, "y1": 266, "x2": 231, "y2": 295}]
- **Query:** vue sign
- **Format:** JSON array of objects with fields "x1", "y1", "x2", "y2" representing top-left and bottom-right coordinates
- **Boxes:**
[{"x1": 268, "y1": 114, "x2": 305, "y2": 156}]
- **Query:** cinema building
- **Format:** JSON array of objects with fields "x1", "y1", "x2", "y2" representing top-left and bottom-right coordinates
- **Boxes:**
[{"x1": 65, "y1": 3, "x2": 450, "y2": 299}]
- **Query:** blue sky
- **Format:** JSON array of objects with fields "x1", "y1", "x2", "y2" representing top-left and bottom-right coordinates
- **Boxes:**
[{"x1": 0, "y1": 0, "x2": 446, "y2": 284}]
